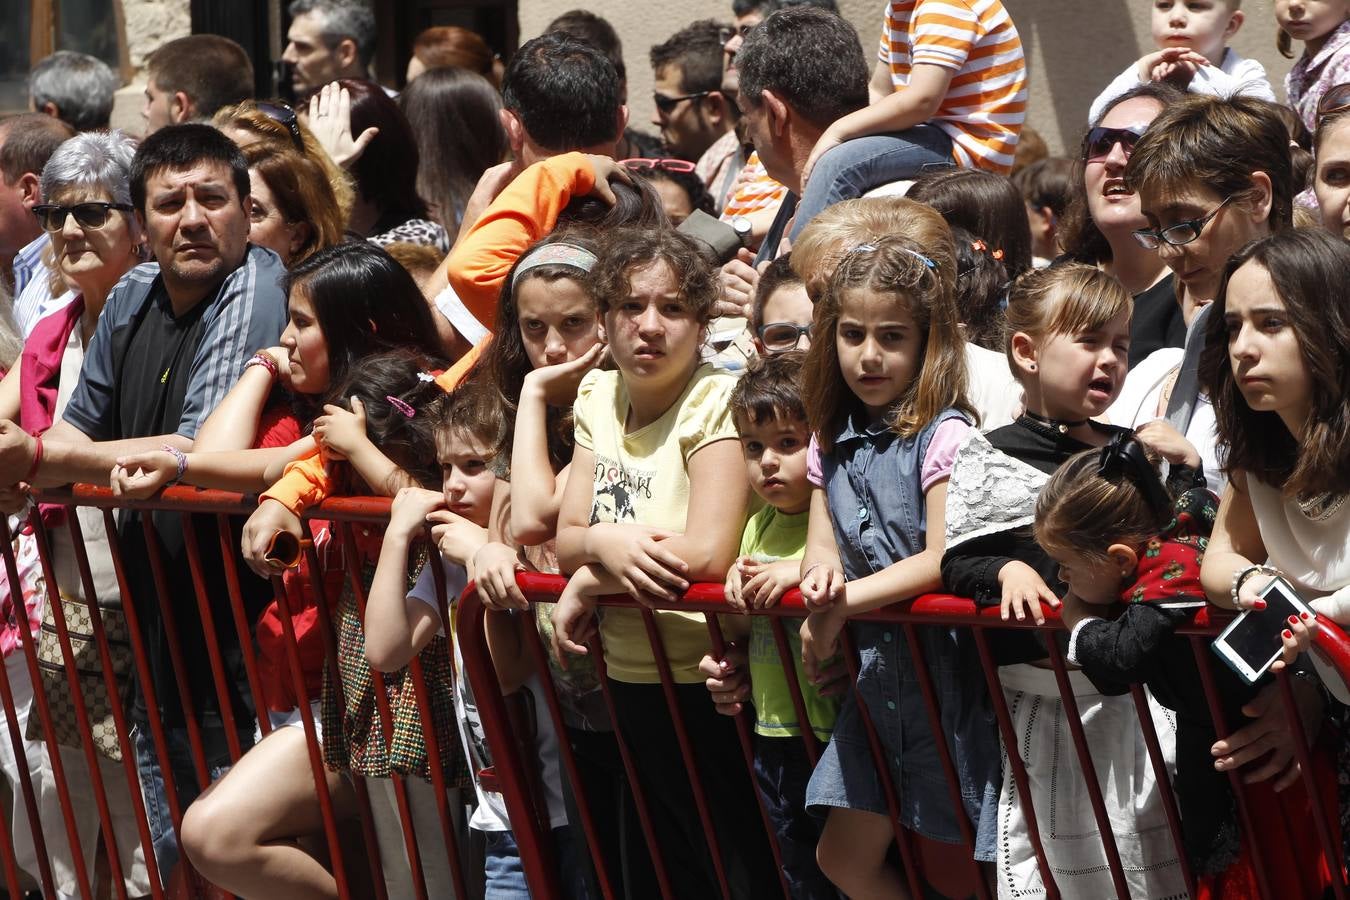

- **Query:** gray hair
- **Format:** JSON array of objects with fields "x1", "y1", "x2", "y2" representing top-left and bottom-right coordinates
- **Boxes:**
[
  {"x1": 288, "y1": 0, "x2": 376, "y2": 66},
  {"x1": 40, "y1": 130, "x2": 138, "y2": 208},
  {"x1": 29, "y1": 51, "x2": 118, "y2": 132}
]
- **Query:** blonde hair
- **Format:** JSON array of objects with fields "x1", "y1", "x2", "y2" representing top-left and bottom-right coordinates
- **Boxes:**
[
  {"x1": 1002, "y1": 264, "x2": 1133, "y2": 378},
  {"x1": 802, "y1": 235, "x2": 974, "y2": 449}
]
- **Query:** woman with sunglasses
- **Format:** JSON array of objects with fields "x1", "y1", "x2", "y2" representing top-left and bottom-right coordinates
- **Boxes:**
[
  {"x1": 1058, "y1": 83, "x2": 1185, "y2": 369},
  {"x1": 0, "y1": 130, "x2": 155, "y2": 898},
  {"x1": 1313, "y1": 82, "x2": 1350, "y2": 240}
]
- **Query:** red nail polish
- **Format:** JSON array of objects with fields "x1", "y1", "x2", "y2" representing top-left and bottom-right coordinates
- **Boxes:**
[
  {"x1": 1300, "y1": 612, "x2": 1312, "y2": 620},
  {"x1": 1253, "y1": 599, "x2": 1267, "y2": 610},
  {"x1": 1283, "y1": 629, "x2": 1293, "y2": 639},
  {"x1": 1287, "y1": 615, "x2": 1298, "y2": 625}
]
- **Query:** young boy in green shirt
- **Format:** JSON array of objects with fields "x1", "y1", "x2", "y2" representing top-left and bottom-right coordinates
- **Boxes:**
[{"x1": 717, "y1": 351, "x2": 842, "y2": 899}]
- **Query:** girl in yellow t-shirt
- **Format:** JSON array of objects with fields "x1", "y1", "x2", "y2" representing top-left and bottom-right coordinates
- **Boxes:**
[{"x1": 549, "y1": 227, "x2": 777, "y2": 897}]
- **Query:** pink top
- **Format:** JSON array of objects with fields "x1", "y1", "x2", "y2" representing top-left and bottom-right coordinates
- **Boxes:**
[{"x1": 807, "y1": 417, "x2": 972, "y2": 492}]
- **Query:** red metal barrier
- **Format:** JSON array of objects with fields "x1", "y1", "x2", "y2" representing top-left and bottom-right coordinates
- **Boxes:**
[
  {"x1": 457, "y1": 572, "x2": 1350, "y2": 900},
  {"x1": 2, "y1": 486, "x2": 1347, "y2": 900}
]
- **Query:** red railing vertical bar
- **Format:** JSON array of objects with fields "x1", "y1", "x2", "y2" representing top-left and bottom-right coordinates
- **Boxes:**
[
  {"x1": 898, "y1": 621, "x2": 992, "y2": 899},
  {"x1": 63, "y1": 511, "x2": 166, "y2": 899},
  {"x1": 338, "y1": 524, "x2": 430, "y2": 900},
  {"x1": 266, "y1": 573, "x2": 352, "y2": 898},
  {"x1": 454, "y1": 587, "x2": 564, "y2": 899},
  {"x1": 1275, "y1": 670, "x2": 1347, "y2": 900},
  {"x1": 29, "y1": 512, "x2": 133, "y2": 899},
  {"x1": 297, "y1": 530, "x2": 389, "y2": 900},
  {"x1": 137, "y1": 515, "x2": 212, "y2": 788},
  {"x1": 178, "y1": 518, "x2": 245, "y2": 763},
  {"x1": 0, "y1": 518, "x2": 58, "y2": 897},
  {"x1": 214, "y1": 513, "x2": 273, "y2": 740},
  {"x1": 0, "y1": 735, "x2": 33, "y2": 898},
  {"x1": 704, "y1": 615, "x2": 792, "y2": 899},
  {"x1": 837, "y1": 627, "x2": 926, "y2": 900},
  {"x1": 589, "y1": 635, "x2": 677, "y2": 900},
  {"x1": 516, "y1": 599, "x2": 618, "y2": 900},
  {"x1": 971, "y1": 629, "x2": 1059, "y2": 900},
  {"x1": 1042, "y1": 641, "x2": 1131, "y2": 900},
  {"x1": 1128, "y1": 685, "x2": 1195, "y2": 898},
  {"x1": 769, "y1": 615, "x2": 823, "y2": 765},
  {"x1": 1187, "y1": 636, "x2": 1273, "y2": 899},
  {"x1": 639, "y1": 607, "x2": 733, "y2": 900}
]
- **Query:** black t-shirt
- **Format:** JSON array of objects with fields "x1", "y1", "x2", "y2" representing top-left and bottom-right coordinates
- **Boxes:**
[{"x1": 1128, "y1": 272, "x2": 1185, "y2": 369}]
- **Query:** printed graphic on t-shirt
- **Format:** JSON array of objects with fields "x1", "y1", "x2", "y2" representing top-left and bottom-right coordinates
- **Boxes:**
[{"x1": 590, "y1": 454, "x2": 653, "y2": 524}]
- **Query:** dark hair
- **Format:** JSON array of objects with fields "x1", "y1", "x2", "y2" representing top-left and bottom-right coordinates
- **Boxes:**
[
  {"x1": 558, "y1": 174, "x2": 667, "y2": 231},
  {"x1": 908, "y1": 168, "x2": 1033, "y2": 279},
  {"x1": 950, "y1": 226, "x2": 1009, "y2": 350},
  {"x1": 1058, "y1": 82, "x2": 1184, "y2": 264},
  {"x1": 1126, "y1": 94, "x2": 1294, "y2": 233},
  {"x1": 501, "y1": 33, "x2": 622, "y2": 153},
  {"x1": 1034, "y1": 441, "x2": 1170, "y2": 563},
  {"x1": 750, "y1": 253, "x2": 803, "y2": 334},
  {"x1": 650, "y1": 20, "x2": 726, "y2": 94},
  {"x1": 243, "y1": 142, "x2": 344, "y2": 264},
  {"x1": 630, "y1": 165, "x2": 715, "y2": 223},
  {"x1": 589, "y1": 227, "x2": 720, "y2": 323},
  {"x1": 284, "y1": 242, "x2": 445, "y2": 405},
  {"x1": 288, "y1": 0, "x2": 376, "y2": 67},
  {"x1": 338, "y1": 78, "x2": 428, "y2": 225},
  {"x1": 1201, "y1": 229, "x2": 1350, "y2": 498},
  {"x1": 1012, "y1": 156, "x2": 1074, "y2": 219},
  {"x1": 1272, "y1": 102, "x2": 1315, "y2": 194},
  {"x1": 130, "y1": 123, "x2": 250, "y2": 213},
  {"x1": 324, "y1": 347, "x2": 448, "y2": 493},
  {"x1": 0, "y1": 113, "x2": 74, "y2": 185},
  {"x1": 146, "y1": 35, "x2": 254, "y2": 119},
  {"x1": 731, "y1": 349, "x2": 807, "y2": 428},
  {"x1": 433, "y1": 378, "x2": 508, "y2": 462},
  {"x1": 732, "y1": 0, "x2": 770, "y2": 15},
  {"x1": 398, "y1": 67, "x2": 506, "y2": 237},
  {"x1": 410, "y1": 26, "x2": 496, "y2": 81},
  {"x1": 547, "y1": 10, "x2": 626, "y2": 83},
  {"x1": 735, "y1": 6, "x2": 868, "y2": 130}
]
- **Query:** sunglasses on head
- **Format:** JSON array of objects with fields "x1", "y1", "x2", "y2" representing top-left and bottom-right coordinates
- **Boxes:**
[
  {"x1": 620, "y1": 157, "x2": 698, "y2": 174},
  {"x1": 653, "y1": 91, "x2": 711, "y2": 115},
  {"x1": 256, "y1": 101, "x2": 305, "y2": 153},
  {"x1": 1081, "y1": 125, "x2": 1146, "y2": 161},
  {"x1": 32, "y1": 202, "x2": 134, "y2": 233}
]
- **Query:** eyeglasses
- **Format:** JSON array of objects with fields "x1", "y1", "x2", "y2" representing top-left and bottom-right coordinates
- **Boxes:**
[
  {"x1": 717, "y1": 23, "x2": 756, "y2": 46},
  {"x1": 1081, "y1": 125, "x2": 1146, "y2": 161},
  {"x1": 1317, "y1": 82, "x2": 1350, "y2": 125},
  {"x1": 757, "y1": 322, "x2": 813, "y2": 351},
  {"x1": 32, "y1": 202, "x2": 134, "y2": 233},
  {"x1": 257, "y1": 101, "x2": 305, "y2": 153},
  {"x1": 653, "y1": 91, "x2": 711, "y2": 115},
  {"x1": 1131, "y1": 195, "x2": 1233, "y2": 250},
  {"x1": 620, "y1": 157, "x2": 698, "y2": 174}
]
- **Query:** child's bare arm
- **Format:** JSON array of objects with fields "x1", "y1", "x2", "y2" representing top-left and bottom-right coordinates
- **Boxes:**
[{"x1": 364, "y1": 489, "x2": 447, "y2": 672}]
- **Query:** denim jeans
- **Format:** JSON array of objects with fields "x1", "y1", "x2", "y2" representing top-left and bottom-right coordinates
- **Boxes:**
[
  {"x1": 789, "y1": 124, "x2": 955, "y2": 241},
  {"x1": 482, "y1": 826, "x2": 592, "y2": 899},
  {"x1": 754, "y1": 737, "x2": 840, "y2": 900},
  {"x1": 132, "y1": 721, "x2": 253, "y2": 880}
]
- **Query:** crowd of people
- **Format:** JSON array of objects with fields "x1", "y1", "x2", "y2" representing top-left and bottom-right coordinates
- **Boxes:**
[{"x1": 1, "y1": 0, "x2": 1350, "y2": 897}]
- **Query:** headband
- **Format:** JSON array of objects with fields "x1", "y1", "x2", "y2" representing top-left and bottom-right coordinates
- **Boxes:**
[
  {"x1": 846, "y1": 241, "x2": 938, "y2": 271},
  {"x1": 1097, "y1": 431, "x2": 1171, "y2": 518},
  {"x1": 511, "y1": 243, "x2": 599, "y2": 289}
]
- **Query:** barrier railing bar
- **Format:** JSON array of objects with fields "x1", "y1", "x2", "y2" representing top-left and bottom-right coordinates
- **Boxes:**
[
  {"x1": 179, "y1": 517, "x2": 245, "y2": 763},
  {"x1": 0, "y1": 517, "x2": 58, "y2": 897},
  {"x1": 299, "y1": 527, "x2": 389, "y2": 900},
  {"x1": 1187, "y1": 635, "x2": 1273, "y2": 899},
  {"x1": 1043, "y1": 639, "x2": 1131, "y2": 900},
  {"x1": 1275, "y1": 668, "x2": 1346, "y2": 900},
  {"x1": 64, "y1": 510, "x2": 166, "y2": 899},
  {"x1": 1129, "y1": 684, "x2": 1195, "y2": 898},
  {"x1": 768, "y1": 616, "x2": 822, "y2": 765},
  {"x1": 705, "y1": 614, "x2": 793, "y2": 899},
  {"x1": 338, "y1": 522, "x2": 431, "y2": 900},
  {"x1": 214, "y1": 514, "x2": 273, "y2": 742},
  {"x1": 900, "y1": 621, "x2": 993, "y2": 899},
  {"x1": 972, "y1": 629, "x2": 1059, "y2": 899}
]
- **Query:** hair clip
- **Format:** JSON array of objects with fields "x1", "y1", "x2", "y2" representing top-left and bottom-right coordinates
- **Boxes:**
[
  {"x1": 1097, "y1": 431, "x2": 1171, "y2": 516},
  {"x1": 971, "y1": 240, "x2": 1005, "y2": 262},
  {"x1": 386, "y1": 395, "x2": 416, "y2": 418},
  {"x1": 847, "y1": 242, "x2": 878, "y2": 255},
  {"x1": 991, "y1": 248, "x2": 1005, "y2": 261},
  {"x1": 416, "y1": 372, "x2": 435, "y2": 383}
]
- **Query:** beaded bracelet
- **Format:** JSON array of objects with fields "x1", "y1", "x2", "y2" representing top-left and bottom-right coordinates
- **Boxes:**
[
  {"x1": 1230, "y1": 563, "x2": 1281, "y2": 606},
  {"x1": 161, "y1": 445, "x2": 188, "y2": 484},
  {"x1": 244, "y1": 352, "x2": 279, "y2": 381}
]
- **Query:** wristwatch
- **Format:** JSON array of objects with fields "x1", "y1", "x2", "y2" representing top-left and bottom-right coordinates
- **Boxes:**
[{"x1": 730, "y1": 215, "x2": 752, "y2": 246}]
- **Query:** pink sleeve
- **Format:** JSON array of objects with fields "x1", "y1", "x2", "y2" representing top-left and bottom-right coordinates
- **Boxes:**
[
  {"x1": 921, "y1": 418, "x2": 972, "y2": 492},
  {"x1": 807, "y1": 434, "x2": 823, "y2": 488}
]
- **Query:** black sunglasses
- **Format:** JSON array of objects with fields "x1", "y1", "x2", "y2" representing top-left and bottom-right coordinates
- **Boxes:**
[
  {"x1": 257, "y1": 101, "x2": 305, "y2": 153},
  {"x1": 653, "y1": 91, "x2": 711, "y2": 115},
  {"x1": 32, "y1": 202, "x2": 134, "y2": 233},
  {"x1": 1081, "y1": 125, "x2": 1145, "y2": 161}
]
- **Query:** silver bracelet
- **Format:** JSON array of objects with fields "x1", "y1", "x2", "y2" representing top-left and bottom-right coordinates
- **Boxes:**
[{"x1": 1230, "y1": 563, "x2": 1280, "y2": 606}]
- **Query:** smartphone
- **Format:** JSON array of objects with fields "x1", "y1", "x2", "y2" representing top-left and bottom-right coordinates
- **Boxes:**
[{"x1": 1211, "y1": 576, "x2": 1316, "y2": 684}]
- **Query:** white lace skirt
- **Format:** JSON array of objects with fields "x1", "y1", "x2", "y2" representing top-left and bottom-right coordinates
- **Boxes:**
[{"x1": 995, "y1": 664, "x2": 1188, "y2": 900}]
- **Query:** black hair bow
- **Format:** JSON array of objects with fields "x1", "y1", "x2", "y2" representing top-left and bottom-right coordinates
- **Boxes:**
[{"x1": 1097, "y1": 431, "x2": 1172, "y2": 518}]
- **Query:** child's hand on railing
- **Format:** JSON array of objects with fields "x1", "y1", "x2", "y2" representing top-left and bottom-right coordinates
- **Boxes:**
[
  {"x1": 241, "y1": 497, "x2": 304, "y2": 578},
  {"x1": 585, "y1": 522, "x2": 689, "y2": 605},
  {"x1": 472, "y1": 542, "x2": 528, "y2": 611},
  {"x1": 388, "y1": 486, "x2": 444, "y2": 539},
  {"x1": 741, "y1": 559, "x2": 803, "y2": 610},
  {"x1": 800, "y1": 607, "x2": 845, "y2": 686},
  {"x1": 997, "y1": 561, "x2": 1061, "y2": 625},
  {"x1": 800, "y1": 561, "x2": 844, "y2": 612},
  {"x1": 426, "y1": 508, "x2": 488, "y2": 569},
  {"x1": 550, "y1": 576, "x2": 598, "y2": 667},
  {"x1": 699, "y1": 644, "x2": 750, "y2": 716},
  {"x1": 110, "y1": 450, "x2": 178, "y2": 500}
]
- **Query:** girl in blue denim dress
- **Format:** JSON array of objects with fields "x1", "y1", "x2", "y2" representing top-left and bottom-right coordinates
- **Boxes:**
[{"x1": 797, "y1": 230, "x2": 1000, "y2": 897}]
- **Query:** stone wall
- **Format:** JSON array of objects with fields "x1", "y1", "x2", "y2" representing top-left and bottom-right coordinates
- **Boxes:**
[{"x1": 110, "y1": 0, "x2": 191, "y2": 133}]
